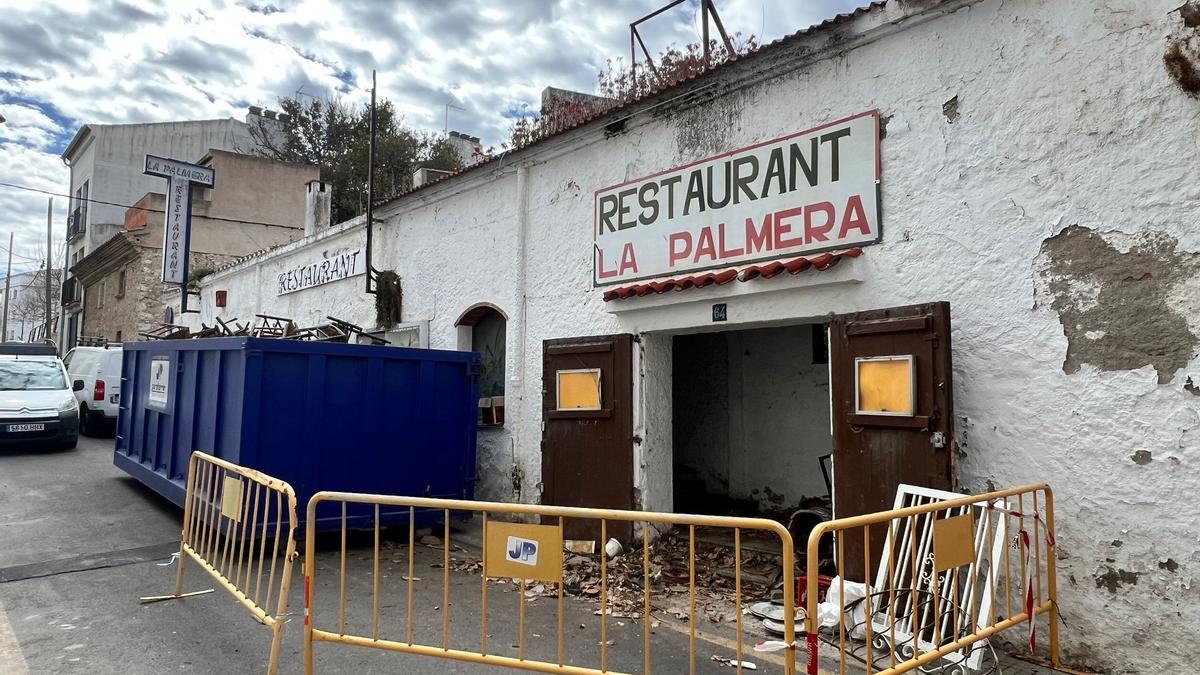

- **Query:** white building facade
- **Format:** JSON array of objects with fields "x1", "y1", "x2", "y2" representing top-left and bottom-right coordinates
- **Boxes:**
[{"x1": 177, "y1": 1, "x2": 1200, "y2": 670}]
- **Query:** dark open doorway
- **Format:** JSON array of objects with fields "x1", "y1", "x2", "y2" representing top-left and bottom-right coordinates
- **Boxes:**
[{"x1": 671, "y1": 323, "x2": 832, "y2": 518}]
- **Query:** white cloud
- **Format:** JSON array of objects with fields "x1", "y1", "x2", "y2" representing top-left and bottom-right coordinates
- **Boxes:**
[{"x1": 0, "y1": 0, "x2": 870, "y2": 264}]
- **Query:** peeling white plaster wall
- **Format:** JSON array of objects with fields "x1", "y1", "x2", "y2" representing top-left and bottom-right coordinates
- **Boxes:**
[{"x1": 182, "y1": 1, "x2": 1200, "y2": 669}]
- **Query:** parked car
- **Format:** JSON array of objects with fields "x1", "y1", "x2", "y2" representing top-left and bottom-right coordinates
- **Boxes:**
[
  {"x1": 0, "y1": 352, "x2": 80, "y2": 449},
  {"x1": 63, "y1": 345, "x2": 123, "y2": 436}
]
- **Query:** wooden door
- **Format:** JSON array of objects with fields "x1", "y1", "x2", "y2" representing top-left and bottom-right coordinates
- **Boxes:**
[
  {"x1": 829, "y1": 302, "x2": 955, "y2": 580},
  {"x1": 541, "y1": 334, "x2": 635, "y2": 542}
]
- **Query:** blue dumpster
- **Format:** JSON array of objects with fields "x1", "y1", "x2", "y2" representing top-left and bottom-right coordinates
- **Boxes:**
[{"x1": 114, "y1": 337, "x2": 479, "y2": 530}]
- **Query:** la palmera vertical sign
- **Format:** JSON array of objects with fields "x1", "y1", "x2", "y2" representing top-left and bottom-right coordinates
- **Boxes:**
[
  {"x1": 593, "y1": 110, "x2": 881, "y2": 285},
  {"x1": 144, "y1": 155, "x2": 216, "y2": 285}
]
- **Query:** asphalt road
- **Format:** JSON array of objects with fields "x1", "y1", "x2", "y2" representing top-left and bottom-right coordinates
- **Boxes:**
[{"x1": 0, "y1": 436, "x2": 787, "y2": 675}]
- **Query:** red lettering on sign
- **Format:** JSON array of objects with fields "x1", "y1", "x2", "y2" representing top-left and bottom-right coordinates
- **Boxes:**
[
  {"x1": 745, "y1": 213, "x2": 773, "y2": 255},
  {"x1": 839, "y1": 194, "x2": 870, "y2": 237},
  {"x1": 773, "y1": 207, "x2": 804, "y2": 249},
  {"x1": 618, "y1": 243, "x2": 638, "y2": 275},
  {"x1": 717, "y1": 222, "x2": 744, "y2": 258},
  {"x1": 694, "y1": 227, "x2": 717, "y2": 263},
  {"x1": 669, "y1": 231, "x2": 693, "y2": 267},
  {"x1": 597, "y1": 248, "x2": 618, "y2": 279},
  {"x1": 804, "y1": 201, "x2": 836, "y2": 242}
]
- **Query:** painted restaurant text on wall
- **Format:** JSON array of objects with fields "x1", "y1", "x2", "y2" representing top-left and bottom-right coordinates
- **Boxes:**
[
  {"x1": 593, "y1": 110, "x2": 881, "y2": 285},
  {"x1": 277, "y1": 248, "x2": 364, "y2": 295}
]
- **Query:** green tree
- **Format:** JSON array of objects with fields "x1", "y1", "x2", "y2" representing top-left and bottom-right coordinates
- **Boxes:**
[{"x1": 249, "y1": 96, "x2": 463, "y2": 225}]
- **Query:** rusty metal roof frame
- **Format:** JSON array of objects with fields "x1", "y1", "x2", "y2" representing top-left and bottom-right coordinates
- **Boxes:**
[{"x1": 630, "y1": 0, "x2": 735, "y2": 79}]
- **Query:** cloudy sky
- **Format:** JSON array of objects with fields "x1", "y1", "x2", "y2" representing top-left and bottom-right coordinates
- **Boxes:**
[{"x1": 0, "y1": 0, "x2": 867, "y2": 274}]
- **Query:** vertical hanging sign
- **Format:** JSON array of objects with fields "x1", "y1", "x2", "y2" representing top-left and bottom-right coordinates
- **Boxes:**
[{"x1": 143, "y1": 155, "x2": 215, "y2": 285}]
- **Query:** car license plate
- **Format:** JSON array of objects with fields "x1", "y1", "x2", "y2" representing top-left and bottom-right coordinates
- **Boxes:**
[{"x1": 7, "y1": 423, "x2": 45, "y2": 432}]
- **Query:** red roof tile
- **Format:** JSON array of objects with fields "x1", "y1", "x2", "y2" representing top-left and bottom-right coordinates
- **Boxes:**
[{"x1": 601, "y1": 248, "x2": 863, "y2": 301}]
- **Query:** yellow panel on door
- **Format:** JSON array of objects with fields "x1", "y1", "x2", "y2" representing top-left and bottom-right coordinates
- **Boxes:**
[
  {"x1": 856, "y1": 356, "x2": 914, "y2": 416},
  {"x1": 557, "y1": 369, "x2": 602, "y2": 410}
]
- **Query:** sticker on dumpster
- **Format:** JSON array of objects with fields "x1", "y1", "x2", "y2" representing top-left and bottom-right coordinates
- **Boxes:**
[
  {"x1": 485, "y1": 522, "x2": 562, "y2": 583},
  {"x1": 147, "y1": 355, "x2": 170, "y2": 411}
]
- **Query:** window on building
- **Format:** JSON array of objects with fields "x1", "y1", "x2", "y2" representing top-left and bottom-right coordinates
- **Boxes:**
[
  {"x1": 115, "y1": 330, "x2": 122, "y2": 342},
  {"x1": 66, "y1": 315, "x2": 78, "y2": 350},
  {"x1": 116, "y1": 270, "x2": 126, "y2": 298},
  {"x1": 78, "y1": 180, "x2": 88, "y2": 228},
  {"x1": 456, "y1": 303, "x2": 507, "y2": 426},
  {"x1": 97, "y1": 280, "x2": 105, "y2": 309}
]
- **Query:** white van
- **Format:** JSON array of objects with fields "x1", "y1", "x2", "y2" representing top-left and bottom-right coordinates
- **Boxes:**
[{"x1": 63, "y1": 345, "x2": 123, "y2": 436}]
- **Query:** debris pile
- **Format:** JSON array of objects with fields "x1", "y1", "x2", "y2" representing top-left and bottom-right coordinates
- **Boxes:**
[
  {"x1": 553, "y1": 529, "x2": 787, "y2": 629},
  {"x1": 138, "y1": 314, "x2": 389, "y2": 344},
  {"x1": 422, "y1": 527, "x2": 798, "y2": 638}
]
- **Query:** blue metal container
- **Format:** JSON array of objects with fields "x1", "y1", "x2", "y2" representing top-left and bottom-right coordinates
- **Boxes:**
[{"x1": 115, "y1": 337, "x2": 479, "y2": 530}]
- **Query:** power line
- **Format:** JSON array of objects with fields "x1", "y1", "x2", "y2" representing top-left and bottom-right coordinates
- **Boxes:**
[
  {"x1": 0, "y1": 245, "x2": 45, "y2": 264},
  {"x1": 0, "y1": 181, "x2": 303, "y2": 230},
  {"x1": 0, "y1": 240, "x2": 49, "y2": 264}
]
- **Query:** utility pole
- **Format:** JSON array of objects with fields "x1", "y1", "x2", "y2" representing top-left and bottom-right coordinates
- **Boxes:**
[
  {"x1": 2, "y1": 232, "x2": 12, "y2": 342},
  {"x1": 45, "y1": 198, "x2": 53, "y2": 342},
  {"x1": 365, "y1": 69, "x2": 377, "y2": 294}
]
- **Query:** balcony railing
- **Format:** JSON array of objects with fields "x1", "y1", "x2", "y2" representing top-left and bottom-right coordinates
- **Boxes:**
[
  {"x1": 66, "y1": 208, "x2": 86, "y2": 241},
  {"x1": 61, "y1": 277, "x2": 81, "y2": 306}
]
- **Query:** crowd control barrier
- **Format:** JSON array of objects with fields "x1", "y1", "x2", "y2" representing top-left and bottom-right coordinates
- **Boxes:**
[
  {"x1": 142, "y1": 451, "x2": 299, "y2": 675},
  {"x1": 803, "y1": 483, "x2": 1059, "y2": 675},
  {"x1": 304, "y1": 492, "x2": 799, "y2": 675}
]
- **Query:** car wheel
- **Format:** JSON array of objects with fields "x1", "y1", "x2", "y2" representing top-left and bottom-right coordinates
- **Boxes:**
[
  {"x1": 79, "y1": 403, "x2": 93, "y2": 436},
  {"x1": 60, "y1": 437, "x2": 78, "y2": 450}
]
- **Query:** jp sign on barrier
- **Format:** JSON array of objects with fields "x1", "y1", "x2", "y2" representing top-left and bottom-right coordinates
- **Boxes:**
[
  {"x1": 803, "y1": 483, "x2": 1060, "y2": 675},
  {"x1": 142, "y1": 451, "x2": 299, "y2": 675},
  {"x1": 303, "y1": 492, "x2": 798, "y2": 675}
]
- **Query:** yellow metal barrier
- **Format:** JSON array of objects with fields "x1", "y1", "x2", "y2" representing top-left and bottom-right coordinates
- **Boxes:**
[
  {"x1": 303, "y1": 492, "x2": 798, "y2": 674},
  {"x1": 803, "y1": 483, "x2": 1059, "y2": 675},
  {"x1": 142, "y1": 451, "x2": 299, "y2": 675}
]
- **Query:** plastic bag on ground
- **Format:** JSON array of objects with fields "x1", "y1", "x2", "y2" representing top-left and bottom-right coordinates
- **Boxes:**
[{"x1": 817, "y1": 576, "x2": 868, "y2": 639}]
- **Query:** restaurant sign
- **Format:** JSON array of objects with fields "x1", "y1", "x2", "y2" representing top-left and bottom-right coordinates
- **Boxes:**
[
  {"x1": 144, "y1": 155, "x2": 215, "y2": 286},
  {"x1": 593, "y1": 110, "x2": 881, "y2": 286},
  {"x1": 277, "y1": 248, "x2": 364, "y2": 295}
]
